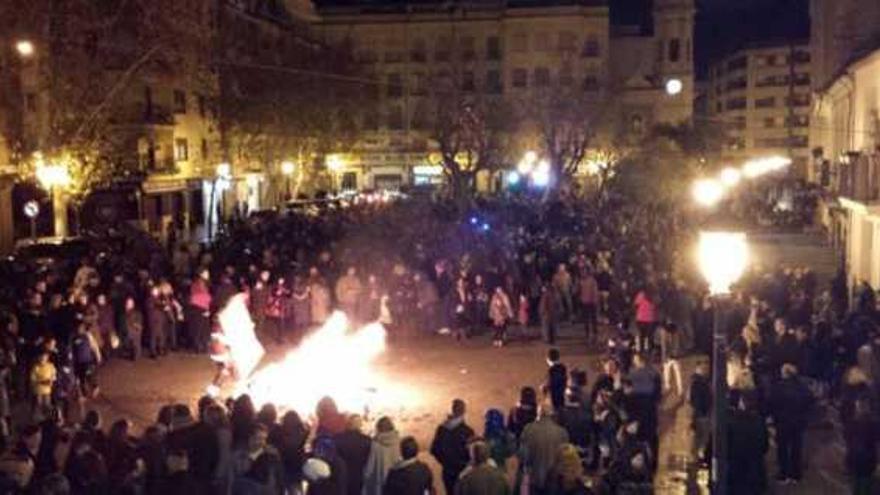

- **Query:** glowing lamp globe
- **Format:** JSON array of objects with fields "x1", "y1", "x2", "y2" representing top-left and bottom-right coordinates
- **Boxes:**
[
  {"x1": 665, "y1": 78, "x2": 683, "y2": 96},
  {"x1": 281, "y1": 161, "x2": 295, "y2": 176},
  {"x1": 692, "y1": 178, "x2": 724, "y2": 207},
  {"x1": 698, "y1": 231, "x2": 748, "y2": 295},
  {"x1": 15, "y1": 40, "x2": 34, "y2": 57},
  {"x1": 507, "y1": 171, "x2": 521, "y2": 185},
  {"x1": 719, "y1": 167, "x2": 742, "y2": 187}
]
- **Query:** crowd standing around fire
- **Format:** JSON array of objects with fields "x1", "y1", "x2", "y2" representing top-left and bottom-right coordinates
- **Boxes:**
[{"x1": 0, "y1": 191, "x2": 875, "y2": 494}]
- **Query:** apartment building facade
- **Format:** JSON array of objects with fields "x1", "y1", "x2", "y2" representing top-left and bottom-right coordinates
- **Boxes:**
[
  {"x1": 315, "y1": 0, "x2": 694, "y2": 191},
  {"x1": 706, "y1": 42, "x2": 812, "y2": 174},
  {"x1": 809, "y1": 0, "x2": 880, "y2": 293}
]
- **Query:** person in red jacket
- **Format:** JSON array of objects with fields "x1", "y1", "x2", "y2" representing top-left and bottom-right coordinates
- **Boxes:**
[
  {"x1": 187, "y1": 269, "x2": 212, "y2": 353},
  {"x1": 633, "y1": 288, "x2": 658, "y2": 354}
]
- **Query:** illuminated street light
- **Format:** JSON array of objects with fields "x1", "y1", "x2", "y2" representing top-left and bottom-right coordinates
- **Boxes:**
[
  {"x1": 326, "y1": 154, "x2": 345, "y2": 172},
  {"x1": 698, "y1": 231, "x2": 748, "y2": 295},
  {"x1": 692, "y1": 178, "x2": 725, "y2": 207},
  {"x1": 665, "y1": 78, "x2": 683, "y2": 96},
  {"x1": 517, "y1": 150, "x2": 537, "y2": 175},
  {"x1": 507, "y1": 171, "x2": 521, "y2": 186},
  {"x1": 719, "y1": 167, "x2": 742, "y2": 187},
  {"x1": 742, "y1": 156, "x2": 791, "y2": 178},
  {"x1": 35, "y1": 162, "x2": 71, "y2": 190},
  {"x1": 531, "y1": 161, "x2": 551, "y2": 188},
  {"x1": 15, "y1": 40, "x2": 34, "y2": 58},
  {"x1": 281, "y1": 161, "x2": 295, "y2": 176},
  {"x1": 697, "y1": 230, "x2": 748, "y2": 495},
  {"x1": 216, "y1": 162, "x2": 231, "y2": 179}
]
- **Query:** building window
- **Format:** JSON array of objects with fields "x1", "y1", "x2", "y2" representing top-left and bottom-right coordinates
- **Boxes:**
[
  {"x1": 511, "y1": 33, "x2": 527, "y2": 53},
  {"x1": 201, "y1": 138, "x2": 209, "y2": 159},
  {"x1": 793, "y1": 73, "x2": 810, "y2": 86},
  {"x1": 387, "y1": 73, "x2": 403, "y2": 98},
  {"x1": 790, "y1": 135, "x2": 809, "y2": 147},
  {"x1": 787, "y1": 94, "x2": 810, "y2": 107},
  {"x1": 559, "y1": 66, "x2": 574, "y2": 86},
  {"x1": 462, "y1": 71, "x2": 475, "y2": 92},
  {"x1": 174, "y1": 138, "x2": 189, "y2": 162},
  {"x1": 791, "y1": 50, "x2": 811, "y2": 64},
  {"x1": 725, "y1": 78, "x2": 747, "y2": 91},
  {"x1": 727, "y1": 56, "x2": 747, "y2": 71},
  {"x1": 144, "y1": 86, "x2": 153, "y2": 115},
  {"x1": 631, "y1": 114, "x2": 645, "y2": 133},
  {"x1": 341, "y1": 172, "x2": 357, "y2": 191},
  {"x1": 534, "y1": 67, "x2": 550, "y2": 87},
  {"x1": 754, "y1": 96, "x2": 776, "y2": 108},
  {"x1": 726, "y1": 97, "x2": 747, "y2": 110},
  {"x1": 487, "y1": 36, "x2": 501, "y2": 60},
  {"x1": 558, "y1": 31, "x2": 576, "y2": 53},
  {"x1": 583, "y1": 75, "x2": 599, "y2": 92},
  {"x1": 512, "y1": 68, "x2": 527, "y2": 88},
  {"x1": 582, "y1": 35, "x2": 600, "y2": 58},
  {"x1": 755, "y1": 137, "x2": 788, "y2": 148},
  {"x1": 761, "y1": 54, "x2": 778, "y2": 66},
  {"x1": 486, "y1": 69, "x2": 502, "y2": 94},
  {"x1": 25, "y1": 93, "x2": 36, "y2": 112},
  {"x1": 198, "y1": 94, "x2": 207, "y2": 118},
  {"x1": 763, "y1": 117, "x2": 777, "y2": 128},
  {"x1": 730, "y1": 116, "x2": 746, "y2": 130},
  {"x1": 387, "y1": 106, "x2": 404, "y2": 130},
  {"x1": 412, "y1": 72, "x2": 427, "y2": 95},
  {"x1": 173, "y1": 90, "x2": 186, "y2": 114},
  {"x1": 411, "y1": 38, "x2": 427, "y2": 62},
  {"x1": 669, "y1": 39, "x2": 681, "y2": 63},
  {"x1": 364, "y1": 111, "x2": 379, "y2": 130},
  {"x1": 787, "y1": 115, "x2": 809, "y2": 127},
  {"x1": 534, "y1": 32, "x2": 550, "y2": 52},
  {"x1": 435, "y1": 36, "x2": 451, "y2": 62},
  {"x1": 460, "y1": 36, "x2": 476, "y2": 61}
]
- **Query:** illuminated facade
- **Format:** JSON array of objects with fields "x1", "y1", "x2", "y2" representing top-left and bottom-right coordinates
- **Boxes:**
[
  {"x1": 706, "y1": 41, "x2": 812, "y2": 175},
  {"x1": 315, "y1": 0, "x2": 695, "y2": 190}
]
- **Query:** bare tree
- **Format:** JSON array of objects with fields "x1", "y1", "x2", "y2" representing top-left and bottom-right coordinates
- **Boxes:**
[
  {"x1": 424, "y1": 66, "x2": 514, "y2": 204},
  {"x1": 1, "y1": 0, "x2": 215, "y2": 216},
  {"x1": 217, "y1": 32, "x2": 371, "y2": 199},
  {"x1": 521, "y1": 83, "x2": 609, "y2": 188}
]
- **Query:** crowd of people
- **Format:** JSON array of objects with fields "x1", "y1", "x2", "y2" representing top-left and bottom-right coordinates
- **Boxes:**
[{"x1": 0, "y1": 190, "x2": 874, "y2": 494}]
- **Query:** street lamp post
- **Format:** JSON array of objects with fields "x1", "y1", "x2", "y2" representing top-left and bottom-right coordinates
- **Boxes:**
[
  {"x1": 34, "y1": 158, "x2": 71, "y2": 237},
  {"x1": 281, "y1": 161, "x2": 295, "y2": 202},
  {"x1": 208, "y1": 163, "x2": 231, "y2": 239},
  {"x1": 326, "y1": 155, "x2": 344, "y2": 193},
  {"x1": 697, "y1": 231, "x2": 749, "y2": 495}
]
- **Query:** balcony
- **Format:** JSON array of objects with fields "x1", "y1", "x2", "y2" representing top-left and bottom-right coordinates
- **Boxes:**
[
  {"x1": 110, "y1": 105, "x2": 175, "y2": 127},
  {"x1": 837, "y1": 153, "x2": 880, "y2": 203}
]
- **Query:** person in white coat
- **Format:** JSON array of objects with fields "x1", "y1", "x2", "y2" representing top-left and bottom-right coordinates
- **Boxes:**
[{"x1": 362, "y1": 416, "x2": 401, "y2": 495}]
